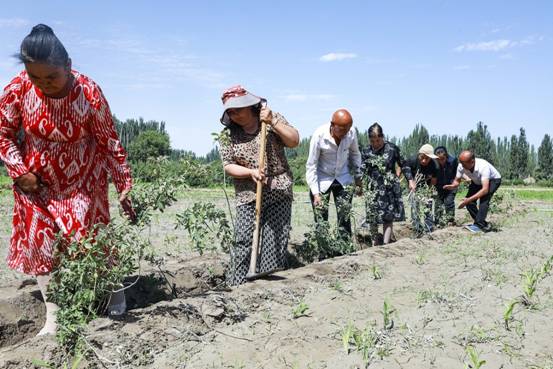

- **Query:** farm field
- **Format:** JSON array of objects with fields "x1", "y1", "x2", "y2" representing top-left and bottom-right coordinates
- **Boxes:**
[{"x1": 1, "y1": 185, "x2": 553, "y2": 368}]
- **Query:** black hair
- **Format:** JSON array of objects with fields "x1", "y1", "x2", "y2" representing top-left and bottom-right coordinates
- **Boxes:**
[
  {"x1": 17, "y1": 24, "x2": 69, "y2": 67},
  {"x1": 434, "y1": 146, "x2": 448, "y2": 156},
  {"x1": 368, "y1": 122, "x2": 384, "y2": 138}
]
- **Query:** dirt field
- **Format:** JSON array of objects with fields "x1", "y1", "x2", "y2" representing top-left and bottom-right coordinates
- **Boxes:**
[{"x1": 1, "y1": 189, "x2": 553, "y2": 368}]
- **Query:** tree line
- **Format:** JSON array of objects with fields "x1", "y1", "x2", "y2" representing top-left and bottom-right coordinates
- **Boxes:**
[
  {"x1": 3, "y1": 117, "x2": 549, "y2": 186},
  {"x1": 115, "y1": 117, "x2": 551, "y2": 186}
]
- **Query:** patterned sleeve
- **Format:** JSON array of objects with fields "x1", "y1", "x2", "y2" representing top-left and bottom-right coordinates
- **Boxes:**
[
  {"x1": 0, "y1": 76, "x2": 29, "y2": 179},
  {"x1": 218, "y1": 128, "x2": 235, "y2": 167},
  {"x1": 89, "y1": 83, "x2": 132, "y2": 194},
  {"x1": 271, "y1": 112, "x2": 290, "y2": 128},
  {"x1": 396, "y1": 145, "x2": 413, "y2": 180}
]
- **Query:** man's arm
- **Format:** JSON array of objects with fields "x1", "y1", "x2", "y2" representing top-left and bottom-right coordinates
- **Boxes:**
[{"x1": 458, "y1": 178, "x2": 490, "y2": 208}]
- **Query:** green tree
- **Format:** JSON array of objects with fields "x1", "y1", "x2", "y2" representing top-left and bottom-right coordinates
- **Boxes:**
[
  {"x1": 509, "y1": 128, "x2": 529, "y2": 179},
  {"x1": 127, "y1": 130, "x2": 171, "y2": 162},
  {"x1": 537, "y1": 134, "x2": 553, "y2": 179},
  {"x1": 466, "y1": 122, "x2": 495, "y2": 164}
]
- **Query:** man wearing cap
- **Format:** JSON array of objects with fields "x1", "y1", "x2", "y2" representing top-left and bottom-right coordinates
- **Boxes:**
[
  {"x1": 405, "y1": 144, "x2": 440, "y2": 233},
  {"x1": 443, "y1": 150, "x2": 502, "y2": 233},
  {"x1": 305, "y1": 109, "x2": 362, "y2": 240},
  {"x1": 218, "y1": 85, "x2": 300, "y2": 285}
]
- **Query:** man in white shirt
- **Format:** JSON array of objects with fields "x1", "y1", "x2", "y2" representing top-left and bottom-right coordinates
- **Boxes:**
[
  {"x1": 305, "y1": 109, "x2": 362, "y2": 238},
  {"x1": 443, "y1": 150, "x2": 502, "y2": 233}
]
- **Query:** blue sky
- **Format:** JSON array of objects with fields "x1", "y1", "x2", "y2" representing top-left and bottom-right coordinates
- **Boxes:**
[{"x1": 1, "y1": 1, "x2": 552, "y2": 155}]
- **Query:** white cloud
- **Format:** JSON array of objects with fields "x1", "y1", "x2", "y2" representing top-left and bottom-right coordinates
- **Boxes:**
[
  {"x1": 454, "y1": 35, "x2": 544, "y2": 52},
  {"x1": 454, "y1": 39, "x2": 514, "y2": 52},
  {"x1": 0, "y1": 18, "x2": 30, "y2": 28},
  {"x1": 319, "y1": 52, "x2": 358, "y2": 62},
  {"x1": 281, "y1": 94, "x2": 335, "y2": 102}
]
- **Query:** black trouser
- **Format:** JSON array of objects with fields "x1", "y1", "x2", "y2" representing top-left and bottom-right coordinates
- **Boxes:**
[
  {"x1": 435, "y1": 189, "x2": 456, "y2": 224},
  {"x1": 465, "y1": 178, "x2": 502, "y2": 228},
  {"x1": 309, "y1": 180, "x2": 353, "y2": 238}
]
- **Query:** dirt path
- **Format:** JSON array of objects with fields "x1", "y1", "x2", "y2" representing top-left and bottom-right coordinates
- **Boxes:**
[{"x1": 1, "y1": 201, "x2": 552, "y2": 368}]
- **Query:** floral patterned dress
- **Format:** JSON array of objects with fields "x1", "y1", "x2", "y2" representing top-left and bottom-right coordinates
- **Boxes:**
[
  {"x1": 362, "y1": 141, "x2": 412, "y2": 224},
  {"x1": 0, "y1": 71, "x2": 132, "y2": 275}
]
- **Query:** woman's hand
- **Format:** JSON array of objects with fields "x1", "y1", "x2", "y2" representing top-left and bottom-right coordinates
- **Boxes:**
[
  {"x1": 15, "y1": 172, "x2": 42, "y2": 193},
  {"x1": 250, "y1": 168, "x2": 266, "y2": 184},
  {"x1": 408, "y1": 179, "x2": 417, "y2": 193},
  {"x1": 260, "y1": 106, "x2": 273, "y2": 125},
  {"x1": 119, "y1": 188, "x2": 137, "y2": 223}
]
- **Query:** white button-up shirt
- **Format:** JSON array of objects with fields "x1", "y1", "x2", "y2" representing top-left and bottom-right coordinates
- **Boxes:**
[
  {"x1": 456, "y1": 158, "x2": 501, "y2": 185},
  {"x1": 305, "y1": 123, "x2": 363, "y2": 195}
]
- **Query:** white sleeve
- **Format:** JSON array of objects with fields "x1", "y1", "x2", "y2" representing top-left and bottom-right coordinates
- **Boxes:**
[
  {"x1": 305, "y1": 133, "x2": 321, "y2": 195},
  {"x1": 455, "y1": 163, "x2": 463, "y2": 179}
]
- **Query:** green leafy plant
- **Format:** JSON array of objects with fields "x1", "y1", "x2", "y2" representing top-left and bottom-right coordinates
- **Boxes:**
[
  {"x1": 371, "y1": 265, "x2": 382, "y2": 280},
  {"x1": 382, "y1": 299, "x2": 395, "y2": 330},
  {"x1": 296, "y1": 220, "x2": 356, "y2": 263},
  {"x1": 341, "y1": 321, "x2": 390, "y2": 366},
  {"x1": 408, "y1": 173, "x2": 436, "y2": 237},
  {"x1": 292, "y1": 300, "x2": 310, "y2": 319},
  {"x1": 175, "y1": 202, "x2": 233, "y2": 255},
  {"x1": 464, "y1": 345, "x2": 486, "y2": 369},
  {"x1": 49, "y1": 221, "x2": 149, "y2": 350},
  {"x1": 503, "y1": 300, "x2": 518, "y2": 331},
  {"x1": 521, "y1": 267, "x2": 540, "y2": 306},
  {"x1": 47, "y1": 173, "x2": 179, "y2": 353},
  {"x1": 342, "y1": 321, "x2": 355, "y2": 353}
]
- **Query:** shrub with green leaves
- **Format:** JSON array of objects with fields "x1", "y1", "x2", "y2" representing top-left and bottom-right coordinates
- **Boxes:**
[
  {"x1": 48, "y1": 221, "x2": 149, "y2": 349},
  {"x1": 408, "y1": 173, "x2": 436, "y2": 236},
  {"x1": 47, "y1": 167, "x2": 181, "y2": 353},
  {"x1": 295, "y1": 220, "x2": 356, "y2": 263},
  {"x1": 175, "y1": 202, "x2": 233, "y2": 255}
]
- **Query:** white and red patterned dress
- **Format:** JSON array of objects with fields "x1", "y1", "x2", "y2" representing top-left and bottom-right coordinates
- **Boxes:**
[{"x1": 0, "y1": 71, "x2": 132, "y2": 275}]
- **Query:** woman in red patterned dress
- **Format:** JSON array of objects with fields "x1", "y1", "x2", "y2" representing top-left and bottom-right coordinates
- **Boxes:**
[{"x1": 0, "y1": 24, "x2": 135, "y2": 335}]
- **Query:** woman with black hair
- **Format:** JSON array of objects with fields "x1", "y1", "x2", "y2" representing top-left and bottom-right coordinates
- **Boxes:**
[
  {"x1": 218, "y1": 85, "x2": 299, "y2": 285},
  {"x1": 361, "y1": 123, "x2": 414, "y2": 245},
  {"x1": 0, "y1": 24, "x2": 135, "y2": 335}
]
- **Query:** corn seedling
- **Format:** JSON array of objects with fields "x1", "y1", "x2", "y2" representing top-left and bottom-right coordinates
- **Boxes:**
[
  {"x1": 341, "y1": 321, "x2": 356, "y2": 353},
  {"x1": 464, "y1": 345, "x2": 486, "y2": 369},
  {"x1": 415, "y1": 252, "x2": 426, "y2": 265},
  {"x1": 330, "y1": 279, "x2": 345, "y2": 293},
  {"x1": 382, "y1": 299, "x2": 395, "y2": 330},
  {"x1": 521, "y1": 267, "x2": 540, "y2": 306},
  {"x1": 503, "y1": 300, "x2": 518, "y2": 331},
  {"x1": 371, "y1": 265, "x2": 382, "y2": 280},
  {"x1": 353, "y1": 326, "x2": 377, "y2": 365},
  {"x1": 292, "y1": 300, "x2": 310, "y2": 319}
]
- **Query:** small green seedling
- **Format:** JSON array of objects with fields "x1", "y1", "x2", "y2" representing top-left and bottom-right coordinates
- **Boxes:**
[
  {"x1": 292, "y1": 300, "x2": 310, "y2": 319},
  {"x1": 521, "y1": 268, "x2": 540, "y2": 305},
  {"x1": 382, "y1": 299, "x2": 395, "y2": 330},
  {"x1": 371, "y1": 265, "x2": 382, "y2": 280},
  {"x1": 503, "y1": 300, "x2": 518, "y2": 331},
  {"x1": 464, "y1": 345, "x2": 486, "y2": 369},
  {"x1": 341, "y1": 321, "x2": 355, "y2": 353}
]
